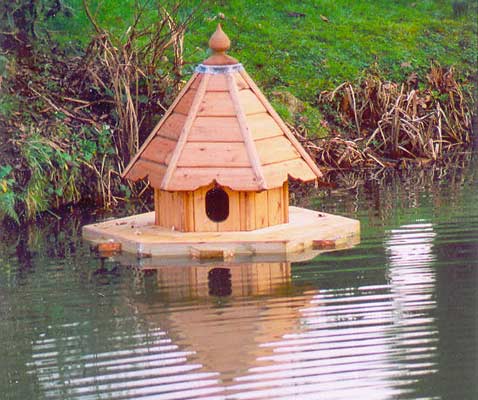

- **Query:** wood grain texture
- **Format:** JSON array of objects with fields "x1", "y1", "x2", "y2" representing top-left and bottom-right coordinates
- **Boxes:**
[
  {"x1": 233, "y1": 72, "x2": 249, "y2": 90},
  {"x1": 156, "y1": 113, "x2": 187, "y2": 140},
  {"x1": 189, "y1": 117, "x2": 243, "y2": 142},
  {"x1": 125, "y1": 65, "x2": 321, "y2": 192},
  {"x1": 256, "y1": 136, "x2": 301, "y2": 165},
  {"x1": 193, "y1": 185, "x2": 217, "y2": 232},
  {"x1": 217, "y1": 186, "x2": 241, "y2": 231},
  {"x1": 141, "y1": 137, "x2": 176, "y2": 165},
  {"x1": 262, "y1": 158, "x2": 316, "y2": 188},
  {"x1": 161, "y1": 74, "x2": 210, "y2": 190},
  {"x1": 122, "y1": 72, "x2": 199, "y2": 179},
  {"x1": 167, "y1": 167, "x2": 258, "y2": 191},
  {"x1": 205, "y1": 74, "x2": 229, "y2": 91},
  {"x1": 283, "y1": 181, "x2": 289, "y2": 223},
  {"x1": 197, "y1": 92, "x2": 235, "y2": 116},
  {"x1": 177, "y1": 142, "x2": 250, "y2": 167},
  {"x1": 267, "y1": 186, "x2": 284, "y2": 226},
  {"x1": 237, "y1": 89, "x2": 267, "y2": 115},
  {"x1": 239, "y1": 69, "x2": 323, "y2": 179},
  {"x1": 246, "y1": 113, "x2": 283, "y2": 140},
  {"x1": 244, "y1": 191, "x2": 256, "y2": 231},
  {"x1": 184, "y1": 191, "x2": 195, "y2": 232},
  {"x1": 83, "y1": 206, "x2": 361, "y2": 258},
  {"x1": 127, "y1": 159, "x2": 166, "y2": 183},
  {"x1": 227, "y1": 73, "x2": 267, "y2": 189},
  {"x1": 255, "y1": 190, "x2": 269, "y2": 229},
  {"x1": 175, "y1": 88, "x2": 198, "y2": 115}
]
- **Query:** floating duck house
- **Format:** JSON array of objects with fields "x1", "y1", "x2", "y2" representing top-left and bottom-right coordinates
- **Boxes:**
[
  {"x1": 82, "y1": 25, "x2": 360, "y2": 259},
  {"x1": 122, "y1": 25, "x2": 322, "y2": 232}
]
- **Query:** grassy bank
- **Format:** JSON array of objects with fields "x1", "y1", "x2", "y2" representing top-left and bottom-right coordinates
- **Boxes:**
[{"x1": 0, "y1": 0, "x2": 476, "y2": 223}]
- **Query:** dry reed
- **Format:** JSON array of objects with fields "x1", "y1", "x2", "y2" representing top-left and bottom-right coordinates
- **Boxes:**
[{"x1": 313, "y1": 66, "x2": 474, "y2": 170}]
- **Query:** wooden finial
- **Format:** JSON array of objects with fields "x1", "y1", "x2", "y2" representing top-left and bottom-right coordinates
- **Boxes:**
[
  {"x1": 209, "y1": 24, "x2": 230, "y2": 54},
  {"x1": 203, "y1": 24, "x2": 238, "y2": 66}
]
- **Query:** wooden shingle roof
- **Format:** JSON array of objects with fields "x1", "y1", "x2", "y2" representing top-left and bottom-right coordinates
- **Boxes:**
[{"x1": 122, "y1": 25, "x2": 322, "y2": 191}]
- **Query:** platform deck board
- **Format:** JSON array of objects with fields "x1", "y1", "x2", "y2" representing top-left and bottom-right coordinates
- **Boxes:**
[{"x1": 82, "y1": 206, "x2": 360, "y2": 259}]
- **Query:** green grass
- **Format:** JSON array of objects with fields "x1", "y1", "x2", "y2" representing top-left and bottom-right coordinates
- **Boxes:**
[
  {"x1": 53, "y1": 0, "x2": 477, "y2": 100},
  {"x1": 46, "y1": 0, "x2": 476, "y2": 136}
]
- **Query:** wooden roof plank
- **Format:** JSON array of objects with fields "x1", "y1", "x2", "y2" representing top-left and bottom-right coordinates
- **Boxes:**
[
  {"x1": 161, "y1": 74, "x2": 211, "y2": 190},
  {"x1": 239, "y1": 69, "x2": 323, "y2": 179},
  {"x1": 197, "y1": 91, "x2": 236, "y2": 116},
  {"x1": 177, "y1": 142, "x2": 250, "y2": 167},
  {"x1": 227, "y1": 73, "x2": 267, "y2": 190},
  {"x1": 237, "y1": 89, "x2": 267, "y2": 115},
  {"x1": 189, "y1": 116, "x2": 243, "y2": 142},
  {"x1": 246, "y1": 113, "x2": 283, "y2": 141},
  {"x1": 141, "y1": 136, "x2": 176, "y2": 165},
  {"x1": 255, "y1": 135, "x2": 301, "y2": 165},
  {"x1": 167, "y1": 167, "x2": 259, "y2": 191},
  {"x1": 263, "y1": 158, "x2": 317, "y2": 187},
  {"x1": 155, "y1": 113, "x2": 187, "y2": 140},
  {"x1": 122, "y1": 72, "x2": 200, "y2": 179}
]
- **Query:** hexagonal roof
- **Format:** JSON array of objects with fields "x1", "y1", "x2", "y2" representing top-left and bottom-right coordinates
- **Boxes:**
[{"x1": 122, "y1": 25, "x2": 322, "y2": 191}]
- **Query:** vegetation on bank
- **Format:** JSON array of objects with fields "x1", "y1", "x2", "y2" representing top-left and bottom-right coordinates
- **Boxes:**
[{"x1": 0, "y1": 0, "x2": 476, "y2": 224}]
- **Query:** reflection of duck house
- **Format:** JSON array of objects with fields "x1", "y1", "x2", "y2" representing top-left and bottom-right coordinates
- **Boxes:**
[
  {"x1": 134, "y1": 261, "x2": 305, "y2": 383},
  {"x1": 144, "y1": 262, "x2": 291, "y2": 300},
  {"x1": 83, "y1": 25, "x2": 359, "y2": 258}
]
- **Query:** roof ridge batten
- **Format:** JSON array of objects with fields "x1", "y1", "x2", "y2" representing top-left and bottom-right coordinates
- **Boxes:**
[
  {"x1": 160, "y1": 74, "x2": 210, "y2": 190},
  {"x1": 239, "y1": 69, "x2": 323, "y2": 180},
  {"x1": 122, "y1": 72, "x2": 199, "y2": 179},
  {"x1": 227, "y1": 73, "x2": 267, "y2": 190}
]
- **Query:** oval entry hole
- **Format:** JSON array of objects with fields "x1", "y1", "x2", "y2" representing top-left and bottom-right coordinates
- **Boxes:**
[{"x1": 205, "y1": 187, "x2": 229, "y2": 222}]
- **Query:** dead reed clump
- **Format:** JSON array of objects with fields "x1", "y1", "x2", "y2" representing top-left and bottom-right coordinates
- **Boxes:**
[
  {"x1": 319, "y1": 66, "x2": 474, "y2": 163},
  {"x1": 0, "y1": 1, "x2": 200, "y2": 223},
  {"x1": 79, "y1": 0, "x2": 193, "y2": 166}
]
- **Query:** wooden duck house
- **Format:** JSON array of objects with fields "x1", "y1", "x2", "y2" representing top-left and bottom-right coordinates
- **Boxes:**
[
  {"x1": 83, "y1": 25, "x2": 360, "y2": 259},
  {"x1": 121, "y1": 25, "x2": 322, "y2": 232}
]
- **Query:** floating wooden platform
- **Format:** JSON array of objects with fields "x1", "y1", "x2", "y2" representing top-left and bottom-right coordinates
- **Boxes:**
[{"x1": 82, "y1": 206, "x2": 359, "y2": 261}]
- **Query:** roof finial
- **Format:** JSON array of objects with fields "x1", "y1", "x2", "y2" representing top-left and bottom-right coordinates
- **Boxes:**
[{"x1": 209, "y1": 24, "x2": 230, "y2": 54}]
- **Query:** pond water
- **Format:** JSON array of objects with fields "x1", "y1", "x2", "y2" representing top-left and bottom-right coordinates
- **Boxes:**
[{"x1": 1, "y1": 153, "x2": 477, "y2": 400}]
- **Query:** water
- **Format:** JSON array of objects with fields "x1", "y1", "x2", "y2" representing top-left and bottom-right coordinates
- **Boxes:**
[{"x1": 1, "y1": 153, "x2": 477, "y2": 400}]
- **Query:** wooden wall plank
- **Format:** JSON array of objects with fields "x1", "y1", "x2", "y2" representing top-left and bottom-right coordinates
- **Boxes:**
[
  {"x1": 255, "y1": 190, "x2": 269, "y2": 229},
  {"x1": 218, "y1": 188, "x2": 240, "y2": 231},
  {"x1": 244, "y1": 192, "x2": 256, "y2": 231},
  {"x1": 172, "y1": 192, "x2": 184, "y2": 231},
  {"x1": 154, "y1": 189, "x2": 160, "y2": 225},
  {"x1": 283, "y1": 181, "x2": 289, "y2": 223},
  {"x1": 267, "y1": 186, "x2": 284, "y2": 226},
  {"x1": 239, "y1": 192, "x2": 247, "y2": 231},
  {"x1": 184, "y1": 191, "x2": 195, "y2": 232},
  {"x1": 193, "y1": 185, "x2": 217, "y2": 232}
]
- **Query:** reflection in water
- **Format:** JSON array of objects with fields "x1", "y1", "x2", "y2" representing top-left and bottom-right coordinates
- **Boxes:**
[
  {"x1": 223, "y1": 222, "x2": 439, "y2": 399},
  {"x1": 1, "y1": 155, "x2": 477, "y2": 400}
]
